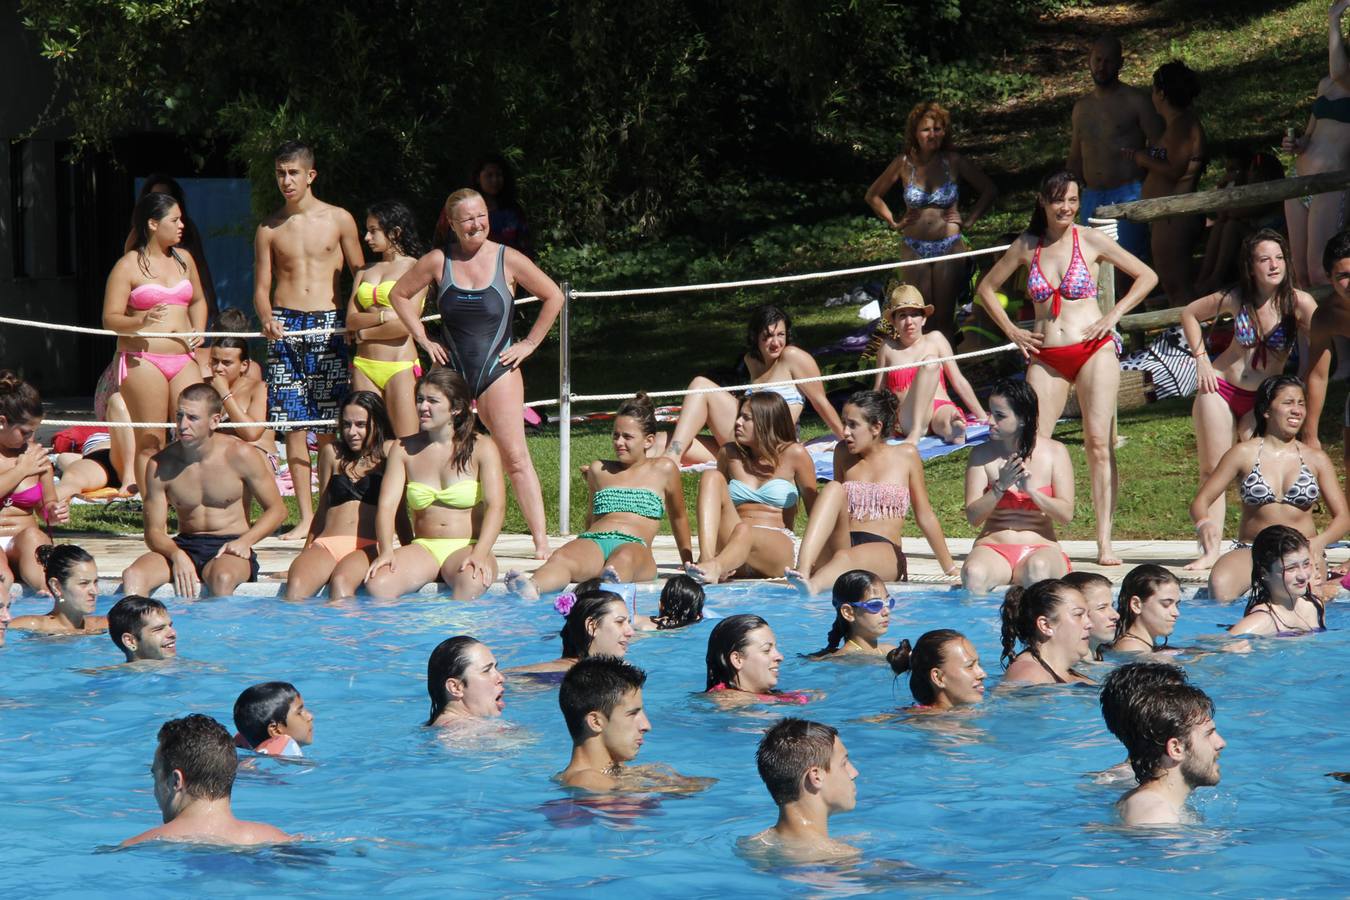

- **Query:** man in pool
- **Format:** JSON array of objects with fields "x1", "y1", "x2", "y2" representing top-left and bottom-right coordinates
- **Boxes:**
[
  {"x1": 122, "y1": 713, "x2": 294, "y2": 846},
  {"x1": 1300, "y1": 229, "x2": 1350, "y2": 471},
  {"x1": 557, "y1": 656, "x2": 712, "y2": 794},
  {"x1": 107, "y1": 595, "x2": 177, "y2": 663},
  {"x1": 747, "y1": 717, "x2": 859, "y2": 860},
  {"x1": 121, "y1": 384, "x2": 287, "y2": 598},
  {"x1": 1112, "y1": 677, "x2": 1226, "y2": 826}
]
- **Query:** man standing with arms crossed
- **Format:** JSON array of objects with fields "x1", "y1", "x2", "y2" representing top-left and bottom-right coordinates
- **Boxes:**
[{"x1": 253, "y1": 141, "x2": 365, "y2": 539}]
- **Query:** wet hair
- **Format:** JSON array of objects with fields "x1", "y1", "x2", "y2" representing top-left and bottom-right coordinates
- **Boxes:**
[
  {"x1": 1246, "y1": 525, "x2": 1321, "y2": 621},
  {"x1": 178, "y1": 382, "x2": 223, "y2": 417},
  {"x1": 1235, "y1": 229, "x2": 1296, "y2": 326},
  {"x1": 233, "y1": 682, "x2": 301, "y2": 748},
  {"x1": 888, "y1": 628, "x2": 967, "y2": 706},
  {"x1": 737, "y1": 392, "x2": 797, "y2": 470},
  {"x1": 1028, "y1": 171, "x2": 1082, "y2": 238},
  {"x1": 904, "y1": 101, "x2": 954, "y2": 161},
  {"x1": 366, "y1": 199, "x2": 428, "y2": 259},
  {"x1": 756, "y1": 717, "x2": 839, "y2": 806},
  {"x1": 425, "y1": 636, "x2": 484, "y2": 726},
  {"x1": 615, "y1": 392, "x2": 658, "y2": 437},
  {"x1": 0, "y1": 370, "x2": 42, "y2": 428},
  {"x1": 844, "y1": 389, "x2": 900, "y2": 437},
  {"x1": 558, "y1": 655, "x2": 647, "y2": 741},
  {"x1": 131, "y1": 192, "x2": 188, "y2": 277},
  {"x1": 746, "y1": 305, "x2": 793, "y2": 362},
  {"x1": 999, "y1": 578, "x2": 1079, "y2": 668},
  {"x1": 470, "y1": 152, "x2": 521, "y2": 209},
  {"x1": 1064, "y1": 571, "x2": 1112, "y2": 596},
  {"x1": 36, "y1": 544, "x2": 95, "y2": 593},
  {"x1": 1152, "y1": 60, "x2": 1201, "y2": 109},
  {"x1": 274, "y1": 140, "x2": 315, "y2": 168},
  {"x1": 705, "y1": 613, "x2": 772, "y2": 691},
  {"x1": 1322, "y1": 228, "x2": 1350, "y2": 276},
  {"x1": 560, "y1": 590, "x2": 628, "y2": 660},
  {"x1": 335, "y1": 390, "x2": 393, "y2": 468},
  {"x1": 1252, "y1": 374, "x2": 1305, "y2": 438},
  {"x1": 1113, "y1": 564, "x2": 1180, "y2": 646},
  {"x1": 156, "y1": 714, "x2": 237, "y2": 800},
  {"x1": 987, "y1": 378, "x2": 1038, "y2": 460},
  {"x1": 651, "y1": 574, "x2": 704, "y2": 630},
  {"x1": 416, "y1": 368, "x2": 477, "y2": 473},
  {"x1": 438, "y1": 188, "x2": 485, "y2": 247},
  {"x1": 572, "y1": 577, "x2": 604, "y2": 594},
  {"x1": 1116, "y1": 681, "x2": 1216, "y2": 784},
  {"x1": 211, "y1": 308, "x2": 252, "y2": 357},
  {"x1": 107, "y1": 595, "x2": 167, "y2": 655},
  {"x1": 1099, "y1": 661, "x2": 1188, "y2": 740},
  {"x1": 815, "y1": 570, "x2": 885, "y2": 655}
]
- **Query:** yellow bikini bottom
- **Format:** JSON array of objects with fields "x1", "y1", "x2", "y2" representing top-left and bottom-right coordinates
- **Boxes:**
[
  {"x1": 352, "y1": 356, "x2": 422, "y2": 392},
  {"x1": 412, "y1": 537, "x2": 475, "y2": 567}
]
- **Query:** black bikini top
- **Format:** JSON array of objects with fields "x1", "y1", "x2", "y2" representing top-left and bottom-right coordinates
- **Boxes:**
[{"x1": 327, "y1": 468, "x2": 383, "y2": 506}]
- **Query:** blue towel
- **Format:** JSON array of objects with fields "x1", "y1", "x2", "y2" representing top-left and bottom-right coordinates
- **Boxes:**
[{"x1": 807, "y1": 426, "x2": 991, "y2": 481}]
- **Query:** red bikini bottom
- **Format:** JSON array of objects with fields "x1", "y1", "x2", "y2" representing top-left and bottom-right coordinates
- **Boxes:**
[{"x1": 1032, "y1": 335, "x2": 1115, "y2": 382}]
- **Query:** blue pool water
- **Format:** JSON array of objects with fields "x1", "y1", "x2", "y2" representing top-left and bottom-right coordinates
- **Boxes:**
[{"x1": 3, "y1": 582, "x2": 1349, "y2": 897}]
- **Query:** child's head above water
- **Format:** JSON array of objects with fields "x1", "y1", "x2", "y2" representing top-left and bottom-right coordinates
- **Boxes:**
[{"x1": 232, "y1": 682, "x2": 314, "y2": 755}]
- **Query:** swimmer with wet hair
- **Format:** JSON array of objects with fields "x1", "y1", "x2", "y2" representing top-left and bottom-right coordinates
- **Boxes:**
[
  {"x1": 107, "y1": 595, "x2": 176, "y2": 662},
  {"x1": 505, "y1": 588, "x2": 635, "y2": 675},
  {"x1": 1109, "y1": 673, "x2": 1225, "y2": 826},
  {"x1": 634, "y1": 573, "x2": 705, "y2": 631},
  {"x1": 809, "y1": 570, "x2": 896, "y2": 660},
  {"x1": 1228, "y1": 524, "x2": 1327, "y2": 636},
  {"x1": 122, "y1": 713, "x2": 294, "y2": 846},
  {"x1": 706, "y1": 614, "x2": 816, "y2": 707},
  {"x1": 557, "y1": 655, "x2": 713, "y2": 794},
  {"x1": 1064, "y1": 571, "x2": 1118, "y2": 658},
  {"x1": 232, "y1": 682, "x2": 314, "y2": 757},
  {"x1": 999, "y1": 578, "x2": 1093, "y2": 685},
  {"x1": 1107, "y1": 564, "x2": 1182, "y2": 654},
  {"x1": 9, "y1": 545, "x2": 105, "y2": 636},
  {"x1": 888, "y1": 629, "x2": 987, "y2": 709},
  {"x1": 745, "y1": 717, "x2": 859, "y2": 860},
  {"x1": 425, "y1": 636, "x2": 506, "y2": 725}
]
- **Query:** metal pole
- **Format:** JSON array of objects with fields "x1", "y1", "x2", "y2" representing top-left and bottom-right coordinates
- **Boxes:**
[{"x1": 558, "y1": 281, "x2": 572, "y2": 536}]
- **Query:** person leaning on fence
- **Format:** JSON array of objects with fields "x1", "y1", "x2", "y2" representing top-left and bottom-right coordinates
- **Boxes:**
[{"x1": 974, "y1": 170, "x2": 1157, "y2": 566}]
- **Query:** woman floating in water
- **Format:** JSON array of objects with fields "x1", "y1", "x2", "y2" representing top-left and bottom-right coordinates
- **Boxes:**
[
  {"x1": 999, "y1": 579, "x2": 1093, "y2": 685},
  {"x1": 1228, "y1": 525, "x2": 1326, "y2": 637},
  {"x1": 8, "y1": 545, "x2": 104, "y2": 636},
  {"x1": 1064, "y1": 571, "x2": 1118, "y2": 660},
  {"x1": 1106, "y1": 565, "x2": 1182, "y2": 655},
  {"x1": 809, "y1": 570, "x2": 896, "y2": 662},
  {"x1": 705, "y1": 614, "x2": 812, "y2": 707},
  {"x1": 508, "y1": 589, "x2": 636, "y2": 676},
  {"x1": 889, "y1": 629, "x2": 987, "y2": 709},
  {"x1": 425, "y1": 636, "x2": 507, "y2": 725}
]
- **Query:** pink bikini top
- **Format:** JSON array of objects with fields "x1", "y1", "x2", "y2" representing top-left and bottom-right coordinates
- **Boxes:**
[
  {"x1": 4, "y1": 482, "x2": 42, "y2": 512},
  {"x1": 1026, "y1": 228, "x2": 1096, "y2": 318},
  {"x1": 844, "y1": 480, "x2": 911, "y2": 521},
  {"x1": 128, "y1": 279, "x2": 192, "y2": 311},
  {"x1": 707, "y1": 683, "x2": 812, "y2": 705},
  {"x1": 886, "y1": 363, "x2": 947, "y2": 395}
]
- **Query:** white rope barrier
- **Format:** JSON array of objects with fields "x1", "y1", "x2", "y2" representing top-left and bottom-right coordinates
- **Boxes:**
[{"x1": 571, "y1": 243, "x2": 1011, "y2": 299}]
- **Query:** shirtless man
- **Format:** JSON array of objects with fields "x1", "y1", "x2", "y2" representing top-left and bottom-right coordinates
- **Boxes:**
[
  {"x1": 1300, "y1": 229, "x2": 1350, "y2": 471},
  {"x1": 1068, "y1": 36, "x2": 1163, "y2": 262},
  {"x1": 107, "y1": 595, "x2": 177, "y2": 663},
  {"x1": 121, "y1": 384, "x2": 286, "y2": 598},
  {"x1": 253, "y1": 140, "x2": 364, "y2": 540},
  {"x1": 746, "y1": 717, "x2": 859, "y2": 861},
  {"x1": 557, "y1": 656, "x2": 713, "y2": 794},
  {"x1": 1113, "y1": 679, "x2": 1225, "y2": 826},
  {"x1": 122, "y1": 714, "x2": 293, "y2": 847}
]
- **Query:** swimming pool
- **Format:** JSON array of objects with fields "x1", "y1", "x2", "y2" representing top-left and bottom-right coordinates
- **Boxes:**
[{"x1": 3, "y1": 582, "x2": 1348, "y2": 896}]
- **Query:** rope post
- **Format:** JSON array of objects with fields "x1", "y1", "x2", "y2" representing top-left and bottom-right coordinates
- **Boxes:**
[
  {"x1": 558, "y1": 282, "x2": 573, "y2": 536},
  {"x1": 1088, "y1": 217, "x2": 1118, "y2": 317}
]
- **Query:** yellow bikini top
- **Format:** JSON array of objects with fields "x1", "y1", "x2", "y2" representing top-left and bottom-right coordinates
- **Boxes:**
[
  {"x1": 406, "y1": 480, "x2": 481, "y2": 511},
  {"x1": 356, "y1": 280, "x2": 398, "y2": 310}
]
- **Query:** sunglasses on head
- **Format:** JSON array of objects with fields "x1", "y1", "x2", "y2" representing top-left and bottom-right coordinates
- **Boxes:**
[{"x1": 848, "y1": 597, "x2": 896, "y2": 614}]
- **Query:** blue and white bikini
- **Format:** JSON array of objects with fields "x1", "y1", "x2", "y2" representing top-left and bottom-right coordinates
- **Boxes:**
[{"x1": 903, "y1": 155, "x2": 963, "y2": 259}]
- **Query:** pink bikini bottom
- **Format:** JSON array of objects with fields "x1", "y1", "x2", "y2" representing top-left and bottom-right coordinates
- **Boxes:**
[{"x1": 118, "y1": 350, "x2": 196, "y2": 384}]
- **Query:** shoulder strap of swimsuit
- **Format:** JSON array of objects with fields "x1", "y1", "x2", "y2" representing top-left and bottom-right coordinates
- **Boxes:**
[{"x1": 1029, "y1": 649, "x2": 1066, "y2": 684}]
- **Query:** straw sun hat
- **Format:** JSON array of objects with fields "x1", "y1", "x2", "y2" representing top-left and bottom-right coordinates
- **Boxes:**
[{"x1": 884, "y1": 284, "x2": 934, "y2": 318}]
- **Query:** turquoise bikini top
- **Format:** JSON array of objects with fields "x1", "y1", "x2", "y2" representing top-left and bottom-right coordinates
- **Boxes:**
[
  {"x1": 592, "y1": 487, "x2": 664, "y2": 520},
  {"x1": 728, "y1": 478, "x2": 798, "y2": 509}
]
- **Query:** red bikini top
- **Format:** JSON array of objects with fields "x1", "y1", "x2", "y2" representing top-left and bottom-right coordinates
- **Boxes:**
[{"x1": 986, "y1": 484, "x2": 1054, "y2": 511}]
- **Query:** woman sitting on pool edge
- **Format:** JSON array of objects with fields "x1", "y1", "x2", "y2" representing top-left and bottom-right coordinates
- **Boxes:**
[
  {"x1": 962, "y1": 378, "x2": 1074, "y2": 594},
  {"x1": 808, "y1": 570, "x2": 896, "y2": 662},
  {"x1": 1228, "y1": 525, "x2": 1326, "y2": 637},
  {"x1": 787, "y1": 390, "x2": 956, "y2": 596},
  {"x1": 365, "y1": 369, "x2": 505, "y2": 601},
  {"x1": 661, "y1": 304, "x2": 846, "y2": 466},
  {"x1": 686, "y1": 392, "x2": 816, "y2": 584},
  {"x1": 507, "y1": 589, "x2": 636, "y2": 676},
  {"x1": 1188, "y1": 375, "x2": 1347, "y2": 602},
  {"x1": 508, "y1": 393, "x2": 692, "y2": 601},
  {"x1": 426, "y1": 636, "x2": 507, "y2": 725},
  {"x1": 8, "y1": 545, "x2": 104, "y2": 636},
  {"x1": 1000, "y1": 578, "x2": 1092, "y2": 685},
  {"x1": 285, "y1": 392, "x2": 410, "y2": 601},
  {"x1": 873, "y1": 282, "x2": 986, "y2": 445},
  {"x1": 1104, "y1": 564, "x2": 1182, "y2": 656},
  {"x1": 705, "y1": 614, "x2": 813, "y2": 707},
  {"x1": 889, "y1": 629, "x2": 987, "y2": 709}
]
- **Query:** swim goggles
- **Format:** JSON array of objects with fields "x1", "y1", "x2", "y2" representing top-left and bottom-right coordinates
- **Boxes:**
[{"x1": 847, "y1": 597, "x2": 896, "y2": 614}]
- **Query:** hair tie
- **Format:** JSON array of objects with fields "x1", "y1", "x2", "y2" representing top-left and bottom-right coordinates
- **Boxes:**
[{"x1": 553, "y1": 592, "x2": 577, "y2": 617}]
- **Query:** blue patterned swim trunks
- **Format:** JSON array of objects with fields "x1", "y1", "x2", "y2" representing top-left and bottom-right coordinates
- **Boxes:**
[{"x1": 265, "y1": 308, "x2": 348, "y2": 430}]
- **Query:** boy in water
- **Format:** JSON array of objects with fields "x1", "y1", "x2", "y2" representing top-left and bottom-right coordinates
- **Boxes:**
[
  {"x1": 121, "y1": 384, "x2": 287, "y2": 597},
  {"x1": 252, "y1": 141, "x2": 364, "y2": 540},
  {"x1": 122, "y1": 714, "x2": 293, "y2": 846},
  {"x1": 232, "y1": 682, "x2": 314, "y2": 757},
  {"x1": 107, "y1": 595, "x2": 177, "y2": 662},
  {"x1": 557, "y1": 656, "x2": 711, "y2": 794},
  {"x1": 746, "y1": 717, "x2": 859, "y2": 860}
]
